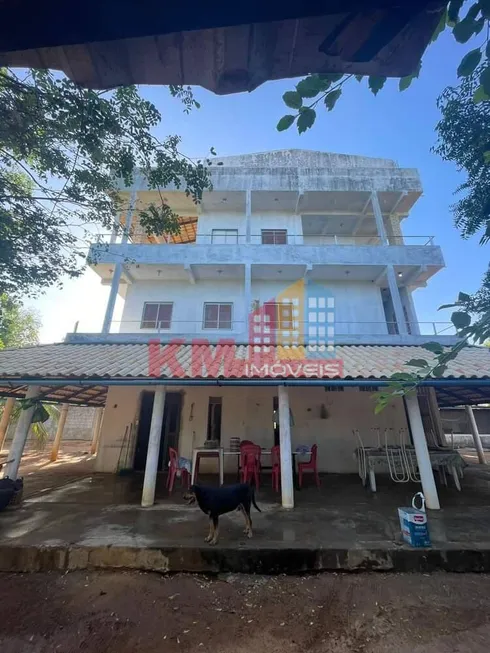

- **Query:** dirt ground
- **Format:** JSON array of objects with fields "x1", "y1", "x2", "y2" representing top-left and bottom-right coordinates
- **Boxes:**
[{"x1": 0, "y1": 572, "x2": 489, "y2": 653}]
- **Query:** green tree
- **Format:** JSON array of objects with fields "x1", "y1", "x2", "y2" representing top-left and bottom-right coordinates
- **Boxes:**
[
  {"x1": 0, "y1": 69, "x2": 212, "y2": 298},
  {"x1": 0, "y1": 294, "x2": 40, "y2": 349}
]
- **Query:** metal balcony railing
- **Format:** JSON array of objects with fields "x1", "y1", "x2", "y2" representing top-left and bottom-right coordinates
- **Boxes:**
[
  {"x1": 93, "y1": 233, "x2": 436, "y2": 247},
  {"x1": 71, "y1": 319, "x2": 456, "y2": 338}
]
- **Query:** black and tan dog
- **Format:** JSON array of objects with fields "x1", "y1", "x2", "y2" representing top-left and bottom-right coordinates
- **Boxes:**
[{"x1": 184, "y1": 483, "x2": 261, "y2": 545}]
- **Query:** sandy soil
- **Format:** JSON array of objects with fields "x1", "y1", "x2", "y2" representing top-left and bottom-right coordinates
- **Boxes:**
[{"x1": 0, "y1": 571, "x2": 489, "y2": 653}]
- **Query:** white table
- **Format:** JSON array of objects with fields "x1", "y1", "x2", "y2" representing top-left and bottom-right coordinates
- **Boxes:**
[
  {"x1": 191, "y1": 447, "x2": 304, "y2": 488},
  {"x1": 191, "y1": 447, "x2": 225, "y2": 486}
]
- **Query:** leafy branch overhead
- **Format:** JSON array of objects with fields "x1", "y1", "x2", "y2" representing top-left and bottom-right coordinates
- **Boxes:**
[
  {"x1": 277, "y1": 1, "x2": 490, "y2": 134},
  {"x1": 0, "y1": 70, "x2": 214, "y2": 298}
]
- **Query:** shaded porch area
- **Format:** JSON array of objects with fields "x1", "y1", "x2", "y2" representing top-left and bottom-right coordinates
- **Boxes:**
[{"x1": 2, "y1": 464, "x2": 490, "y2": 573}]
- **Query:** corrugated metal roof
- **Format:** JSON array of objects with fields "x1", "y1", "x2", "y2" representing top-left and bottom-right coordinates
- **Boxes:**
[{"x1": 0, "y1": 342, "x2": 488, "y2": 381}]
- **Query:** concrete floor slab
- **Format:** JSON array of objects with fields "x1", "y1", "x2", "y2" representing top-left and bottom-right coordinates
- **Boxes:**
[{"x1": 1, "y1": 468, "x2": 490, "y2": 573}]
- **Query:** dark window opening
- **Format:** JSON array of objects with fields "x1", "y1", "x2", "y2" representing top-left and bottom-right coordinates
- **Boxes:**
[
  {"x1": 141, "y1": 302, "x2": 173, "y2": 329},
  {"x1": 207, "y1": 397, "x2": 222, "y2": 441}
]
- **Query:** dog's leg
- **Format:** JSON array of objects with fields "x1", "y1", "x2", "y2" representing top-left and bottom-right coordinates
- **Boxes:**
[
  {"x1": 205, "y1": 516, "x2": 214, "y2": 543},
  {"x1": 209, "y1": 516, "x2": 219, "y2": 545},
  {"x1": 242, "y1": 507, "x2": 253, "y2": 538}
]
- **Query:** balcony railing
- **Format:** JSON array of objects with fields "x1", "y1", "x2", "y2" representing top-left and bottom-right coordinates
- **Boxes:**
[
  {"x1": 72, "y1": 320, "x2": 456, "y2": 338},
  {"x1": 95, "y1": 233, "x2": 436, "y2": 247}
]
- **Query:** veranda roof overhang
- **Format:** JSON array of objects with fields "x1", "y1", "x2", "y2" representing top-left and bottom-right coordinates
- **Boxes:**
[
  {"x1": 0, "y1": 342, "x2": 489, "y2": 408},
  {"x1": 0, "y1": 1, "x2": 446, "y2": 92}
]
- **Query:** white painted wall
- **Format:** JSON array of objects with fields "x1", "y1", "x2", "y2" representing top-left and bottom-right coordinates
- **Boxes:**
[
  {"x1": 195, "y1": 211, "x2": 303, "y2": 244},
  {"x1": 96, "y1": 385, "x2": 409, "y2": 475},
  {"x1": 120, "y1": 278, "x2": 386, "y2": 337},
  {"x1": 252, "y1": 280, "x2": 386, "y2": 336},
  {"x1": 196, "y1": 212, "x2": 247, "y2": 243},
  {"x1": 120, "y1": 279, "x2": 247, "y2": 336}
]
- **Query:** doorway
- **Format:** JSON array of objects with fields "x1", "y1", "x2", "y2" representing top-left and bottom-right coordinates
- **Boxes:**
[{"x1": 133, "y1": 391, "x2": 183, "y2": 471}]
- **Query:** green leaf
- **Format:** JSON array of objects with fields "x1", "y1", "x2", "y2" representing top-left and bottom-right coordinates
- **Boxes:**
[
  {"x1": 457, "y1": 48, "x2": 482, "y2": 77},
  {"x1": 452, "y1": 6, "x2": 482, "y2": 43},
  {"x1": 374, "y1": 400, "x2": 388, "y2": 415},
  {"x1": 399, "y1": 75, "x2": 414, "y2": 91},
  {"x1": 390, "y1": 372, "x2": 417, "y2": 381},
  {"x1": 277, "y1": 115, "x2": 295, "y2": 132},
  {"x1": 484, "y1": 151, "x2": 490, "y2": 163},
  {"x1": 480, "y1": 66, "x2": 490, "y2": 96},
  {"x1": 297, "y1": 108, "x2": 316, "y2": 134},
  {"x1": 421, "y1": 341, "x2": 444, "y2": 355},
  {"x1": 431, "y1": 9, "x2": 447, "y2": 41},
  {"x1": 368, "y1": 76, "x2": 387, "y2": 95},
  {"x1": 355, "y1": 75, "x2": 363, "y2": 82},
  {"x1": 319, "y1": 73, "x2": 343, "y2": 84},
  {"x1": 406, "y1": 358, "x2": 429, "y2": 368},
  {"x1": 324, "y1": 88, "x2": 342, "y2": 111},
  {"x1": 438, "y1": 302, "x2": 458, "y2": 310},
  {"x1": 480, "y1": 0, "x2": 490, "y2": 19},
  {"x1": 296, "y1": 76, "x2": 326, "y2": 98},
  {"x1": 474, "y1": 84, "x2": 490, "y2": 103},
  {"x1": 282, "y1": 91, "x2": 302, "y2": 109},
  {"x1": 451, "y1": 310, "x2": 472, "y2": 329},
  {"x1": 447, "y1": 0, "x2": 464, "y2": 25},
  {"x1": 458, "y1": 291, "x2": 471, "y2": 303},
  {"x1": 486, "y1": 41, "x2": 490, "y2": 58},
  {"x1": 432, "y1": 364, "x2": 448, "y2": 378}
]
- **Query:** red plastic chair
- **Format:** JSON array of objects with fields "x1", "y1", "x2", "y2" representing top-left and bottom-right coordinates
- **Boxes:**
[
  {"x1": 167, "y1": 447, "x2": 190, "y2": 493},
  {"x1": 240, "y1": 444, "x2": 261, "y2": 489},
  {"x1": 271, "y1": 445, "x2": 280, "y2": 492},
  {"x1": 298, "y1": 444, "x2": 320, "y2": 489}
]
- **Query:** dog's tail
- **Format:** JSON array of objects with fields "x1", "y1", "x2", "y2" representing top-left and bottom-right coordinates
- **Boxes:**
[{"x1": 251, "y1": 487, "x2": 261, "y2": 512}]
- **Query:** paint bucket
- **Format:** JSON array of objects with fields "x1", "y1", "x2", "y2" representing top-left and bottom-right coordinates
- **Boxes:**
[{"x1": 397, "y1": 492, "x2": 431, "y2": 548}]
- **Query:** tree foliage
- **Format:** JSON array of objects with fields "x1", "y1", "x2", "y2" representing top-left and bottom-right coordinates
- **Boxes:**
[
  {"x1": 0, "y1": 69, "x2": 212, "y2": 298},
  {"x1": 0, "y1": 294, "x2": 40, "y2": 349},
  {"x1": 434, "y1": 68, "x2": 490, "y2": 243},
  {"x1": 276, "y1": 2, "x2": 490, "y2": 133}
]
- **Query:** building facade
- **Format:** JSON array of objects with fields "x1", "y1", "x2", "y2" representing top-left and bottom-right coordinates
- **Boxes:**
[{"x1": 3, "y1": 150, "x2": 490, "y2": 511}]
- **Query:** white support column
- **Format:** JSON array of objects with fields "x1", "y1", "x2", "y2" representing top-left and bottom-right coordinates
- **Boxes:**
[
  {"x1": 370, "y1": 191, "x2": 388, "y2": 245},
  {"x1": 141, "y1": 387, "x2": 166, "y2": 507},
  {"x1": 5, "y1": 386, "x2": 41, "y2": 479},
  {"x1": 405, "y1": 394, "x2": 440, "y2": 509},
  {"x1": 399, "y1": 287, "x2": 420, "y2": 335},
  {"x1": 465, "y1": 405, "x2": 486, "y2": 465},
  {"x1": 386, "y1": 265, "x2": 408, "y2": 335},
  {"x1": 50, "y1": 403, "x2": 69, "y2": 462},
  {"x1": 278, "y1": 385, "x2": 294, "y2": 509},
  {"x1": 0, "y1": 397, "x2": 15, "y2": 451},
  {"x1": 245, "y1": 189, "x2": 252, "y2": 244},
  {"x1": 90, "y1": 406, "x2": 105, "y2": 456},
  {"x1": 102, "y1": 189, "x2": 137, "y2": 334},
  {"x1": 244, "y1": 264, "x2": 252, "y2": 340}
]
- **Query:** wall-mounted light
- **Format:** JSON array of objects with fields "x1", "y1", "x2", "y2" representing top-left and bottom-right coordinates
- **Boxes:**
[{"x1": 398, "y1": 272, "x2": 403, "y2": 278}]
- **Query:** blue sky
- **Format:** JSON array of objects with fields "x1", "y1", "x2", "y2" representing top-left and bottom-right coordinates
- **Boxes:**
[{"x1": 28, "y1": 28, "x2": 489, "y2": 342}]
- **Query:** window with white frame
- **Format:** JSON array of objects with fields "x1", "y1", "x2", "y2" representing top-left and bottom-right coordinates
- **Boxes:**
[
  {"x1": 261, "y1": 229, "x2": 288, "y2": 245},
  {"x1": 141, "y1": 302, "x2": 173, "y2": 329},
  {"x1": 211, "y1": 229, "x2": 239, "y2": 244},
  {"x1": 203, "y1": 303, "x2": 232, "y2": 329}
]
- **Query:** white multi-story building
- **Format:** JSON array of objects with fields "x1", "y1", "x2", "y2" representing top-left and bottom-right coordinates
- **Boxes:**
[{"x1": 2, "y1": 150, "x2": 489, "y2": 510}]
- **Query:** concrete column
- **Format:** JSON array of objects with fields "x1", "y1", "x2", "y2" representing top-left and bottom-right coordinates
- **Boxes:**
[
  {"x1": 101, "y1": 190, "x2": 136, "y2": 333},
  {"x1": 141, "y1": 387, "x2": 166, "y2": 507},
  {"x1": 405, "y1": 393, "x2": 440, "y2": 510},
  {"x1": 400, "y1": 287, "x2": 420, "y2": 335},
  {"x1": 0, "y1": 397, "x2": 15, "y2": 451},
  {"x1": 90, "y1": 406, "x2": 105, "y2": 455},
  {"x1": 278, "y1": 385, "x2": 294, "y2": 509},
  {"x1": 465, "y1": 405, "x2": 486, "y2": 465},
  {"x1": 50, "y1": 403, "x2": 69, "y2": 462},
  {"x1": 245, "y1": 190, "x2": 252, "y2": 244},
  {"x1": 386, "y1": 265, "x2": 408, "y2": 335},
  {"x1": 5, "y1": 386, "x2": 41, "y2": 479},
  {"x1": 244, "y1": 264, "x2": 252, "y2": 341},
  {"x1": 370, "y1": 191, "x2": 388, "y2": 245}
]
